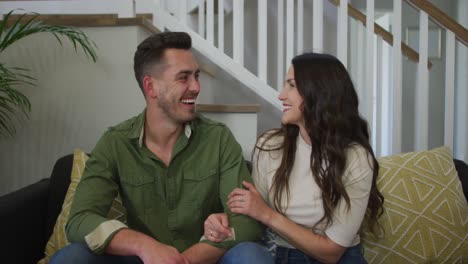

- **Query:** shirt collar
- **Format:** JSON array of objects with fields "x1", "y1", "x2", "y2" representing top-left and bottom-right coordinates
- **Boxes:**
[{"x1": 137, "y1": 116, "x2": 195, "y2": 148}]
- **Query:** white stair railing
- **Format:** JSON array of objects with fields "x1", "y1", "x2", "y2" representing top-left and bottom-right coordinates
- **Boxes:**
[
  {"x1": 276, "y1": 0, "x2": 285, "y2": 91},
  {"x1": 337, "y1": 0, "x2": 348, "y2": 67},
  {"x1": 257, "y1": 0, "x2": 267, "y2": 82},
  {"x1": 392, "y1": 0, "x2": 403, "y2": 155},
  {"x1": 365, "y1": 0, "x2": 375, "y2": 150},
  {"x1": 1, "y1": 0, "x2": 466, "y2": 160},
  {"x1": 152, "y1": 0, "x2": 466, "y2": 160},
  {"x1": 232, "y1": 0, "x2": 244, "y2": 65},
  {"x1": 403, "y1": 0, "x2": 467, "y2": 158},
  {"x1": 313, "y1": 0, "x2": 324, "y2": 51}
]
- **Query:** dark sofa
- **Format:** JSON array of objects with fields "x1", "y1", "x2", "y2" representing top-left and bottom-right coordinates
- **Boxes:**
[
  {"x1": 1, "y1": 154, "x2": 467, "y2": 264},
  {"x1": 0, "y1": 154, "x2": 74, "y2": 264}
]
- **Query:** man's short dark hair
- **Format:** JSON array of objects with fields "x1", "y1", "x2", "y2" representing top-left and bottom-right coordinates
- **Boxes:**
[{"x1": 134, "y1": 32, "x2": 192, "y2": 91}]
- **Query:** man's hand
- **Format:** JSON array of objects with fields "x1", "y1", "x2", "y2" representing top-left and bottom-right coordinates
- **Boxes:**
[
  {"x1": 203, "y1": 213, "x2": 232, "y2": 242},
  {"x1": 183, "y1": 243, "x2": 226, "y2": 264},
  {"x1": 138, "y1": 241, "x2": 190, "y2": 264},
  {"x1": 106, "y1": 229, "x2": 190, "y2": 264}
]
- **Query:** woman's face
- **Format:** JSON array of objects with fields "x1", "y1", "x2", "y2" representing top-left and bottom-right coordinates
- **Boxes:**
[{"x1": 278, "y1": 66, "x2": 304, "y2": 127}]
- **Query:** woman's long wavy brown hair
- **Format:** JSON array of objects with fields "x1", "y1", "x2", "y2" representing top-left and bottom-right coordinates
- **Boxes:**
[{"x1": 256, "y1": 53, "x2": 384, "y2": 233}]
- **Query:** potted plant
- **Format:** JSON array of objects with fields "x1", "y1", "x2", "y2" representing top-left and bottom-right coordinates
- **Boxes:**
[{"x1": 0, "y1": 10, "x2": 97, "y2": 137}]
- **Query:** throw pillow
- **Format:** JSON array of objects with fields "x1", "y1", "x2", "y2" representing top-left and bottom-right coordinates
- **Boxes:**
[
  {"x1": 361, "y1": 146, "x2": 468, "y2": 263},
  {"x1": 38, "y1": 149, "x2": 126, "y2": 264}
]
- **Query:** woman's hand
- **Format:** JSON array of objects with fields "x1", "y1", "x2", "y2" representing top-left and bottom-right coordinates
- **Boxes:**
[
  {"x1": 228, "y1": 181, "x2": 274, "y2": 224},
  {"x1": 203, "y1": 213, "x2": 232, "y2": 242}
]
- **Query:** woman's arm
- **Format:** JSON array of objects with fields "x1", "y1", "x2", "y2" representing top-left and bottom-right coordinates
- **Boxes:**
[
  {"x1": 264, "y1": 208, "x2": 346, "y2": 263},
  {"x1": 229, "y1": 146, "x2": 374, "y2": 263},
  {"x1": 228, "y1": 181, "x2": 346, "y2": 264}
]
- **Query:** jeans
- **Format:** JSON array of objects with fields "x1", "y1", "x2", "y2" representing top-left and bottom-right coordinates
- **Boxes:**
[
  {"x1": 50, "y1": 241, "x2": 364, "y2": 264},
  {"x1": 50, "y1": 242, "x2": 274, "y2": 264},
  {"x1": 49, "y1": 243, "x2": 143, "y2": 264},
  {"x1": 218, "y1": 242, "x2": 275, "y2": 264},
  {"x1": 275, "y1": 244, "x2": 367, "y2": 264}
]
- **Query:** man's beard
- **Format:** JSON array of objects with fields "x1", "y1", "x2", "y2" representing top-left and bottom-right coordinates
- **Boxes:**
[{"x1": 158, "y1": 94, "x2": 196, "y2": 124}]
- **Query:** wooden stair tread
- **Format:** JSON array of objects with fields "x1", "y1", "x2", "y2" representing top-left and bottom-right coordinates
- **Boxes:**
[{"x1": 197, "y1": 104, "x2": 260, "y2": 113}]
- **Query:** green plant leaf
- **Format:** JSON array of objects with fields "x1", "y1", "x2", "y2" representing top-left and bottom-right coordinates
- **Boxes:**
[
  {"x1": 0, "y1": 104, "x2": 16, "y2": 137},
  {"x1": 1, "y1": 10, "x2": 97, "y2": 60},
  {"x1": 0, "y1": 11, "x2": 38, "y2": 51},
  {"x1": 0, "y1": 10, "x2": 15, "y2": 41},
  {"x1": 0, "y1": 9, "x2": 98, "y2": 136}
]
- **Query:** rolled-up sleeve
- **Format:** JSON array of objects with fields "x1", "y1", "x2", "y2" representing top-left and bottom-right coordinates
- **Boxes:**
[
  {"x1": 66, "y1": 132, "x2": 125, "y2": 254},
  {"x1": 85, "y1": 220, "x2": 128, "y2": 254}
]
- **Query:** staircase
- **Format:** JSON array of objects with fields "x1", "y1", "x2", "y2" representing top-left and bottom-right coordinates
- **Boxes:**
[
  {"x1": 143, "y1": 0, "x2": 468, "y2": 159},
  {"x1": 0, "y1": 1, "x2": 467, "y2": 191}
]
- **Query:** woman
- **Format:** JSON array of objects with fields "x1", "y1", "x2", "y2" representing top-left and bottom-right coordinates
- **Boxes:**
[{"x1": 205, "y1": 53, "x2": 384, "y2": 264}]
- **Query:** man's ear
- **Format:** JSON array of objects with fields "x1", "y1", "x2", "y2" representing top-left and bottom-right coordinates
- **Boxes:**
[{"x1": 143, "y1": 75, "x2": 158, "y2": 98}]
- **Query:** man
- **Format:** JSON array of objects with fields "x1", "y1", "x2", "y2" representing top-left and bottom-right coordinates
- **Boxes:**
[{"x1": 50, "y1": 32, "x2": 263, "y2": 264}]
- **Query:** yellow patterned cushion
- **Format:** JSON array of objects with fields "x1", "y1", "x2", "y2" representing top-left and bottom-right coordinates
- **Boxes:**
[
  {"x1": 361, "y1": 146, "x2": 468, "y2": 263},
  {"x1": 38, "y1": 149, "x2": 126, "y2": 264}
]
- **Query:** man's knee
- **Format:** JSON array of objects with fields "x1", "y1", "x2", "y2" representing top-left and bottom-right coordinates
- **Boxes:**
[
  {"x1": 50, "y1": 243, "x2": 142, "y2": 264},
  {"x1": 49, "y1": 243, "x2": 96, "y2": 264},
  {"x1": 219, "y1": 242, "x2": 274, "y2": 264}
]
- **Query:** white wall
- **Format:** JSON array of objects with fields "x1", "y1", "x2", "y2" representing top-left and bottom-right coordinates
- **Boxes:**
[
  {"x1": 201, "y1": 112, "x2": 257, "y2": 160},
  {"x1": 0, "y1": 26, "x2": 259, "y2": 195},
  {"x1": 0, "y1": 27, "x2": 144, "y2": 195}
]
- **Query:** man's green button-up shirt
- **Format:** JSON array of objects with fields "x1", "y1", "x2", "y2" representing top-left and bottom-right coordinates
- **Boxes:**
[{"x1": 66, "y1": 110, "x2": 263, "y2": 253}]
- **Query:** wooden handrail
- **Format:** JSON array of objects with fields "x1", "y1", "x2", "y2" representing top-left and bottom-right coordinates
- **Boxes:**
[
  {"x1": 4, "y1": 13, "x2": 153, "y2": 27},
  {"x1": 404, "y1": 0, "x2": 467, "y2": 46},
  {"x1": 2, "y1": 14, "x2": 165, "y2": 52},
  {"x1": 329, "y1": 0, "x2": 432, "y2": 69},
  {"x1": 1, "y1": 14, "x2": 225, "y2": 76}
]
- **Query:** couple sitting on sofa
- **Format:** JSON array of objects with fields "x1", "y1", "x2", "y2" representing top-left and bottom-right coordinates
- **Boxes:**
[{"x1": 49, "y1": 31, "x2": 383, "y2": 264}]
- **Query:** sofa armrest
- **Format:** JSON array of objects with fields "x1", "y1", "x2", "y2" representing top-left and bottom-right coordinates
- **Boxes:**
[
  {"x1": 454, "y1": 159, "x2": 468, "y2": 201},
  {"x1": 0, "y1": 178, "x2": 50, "y2": 264}
]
